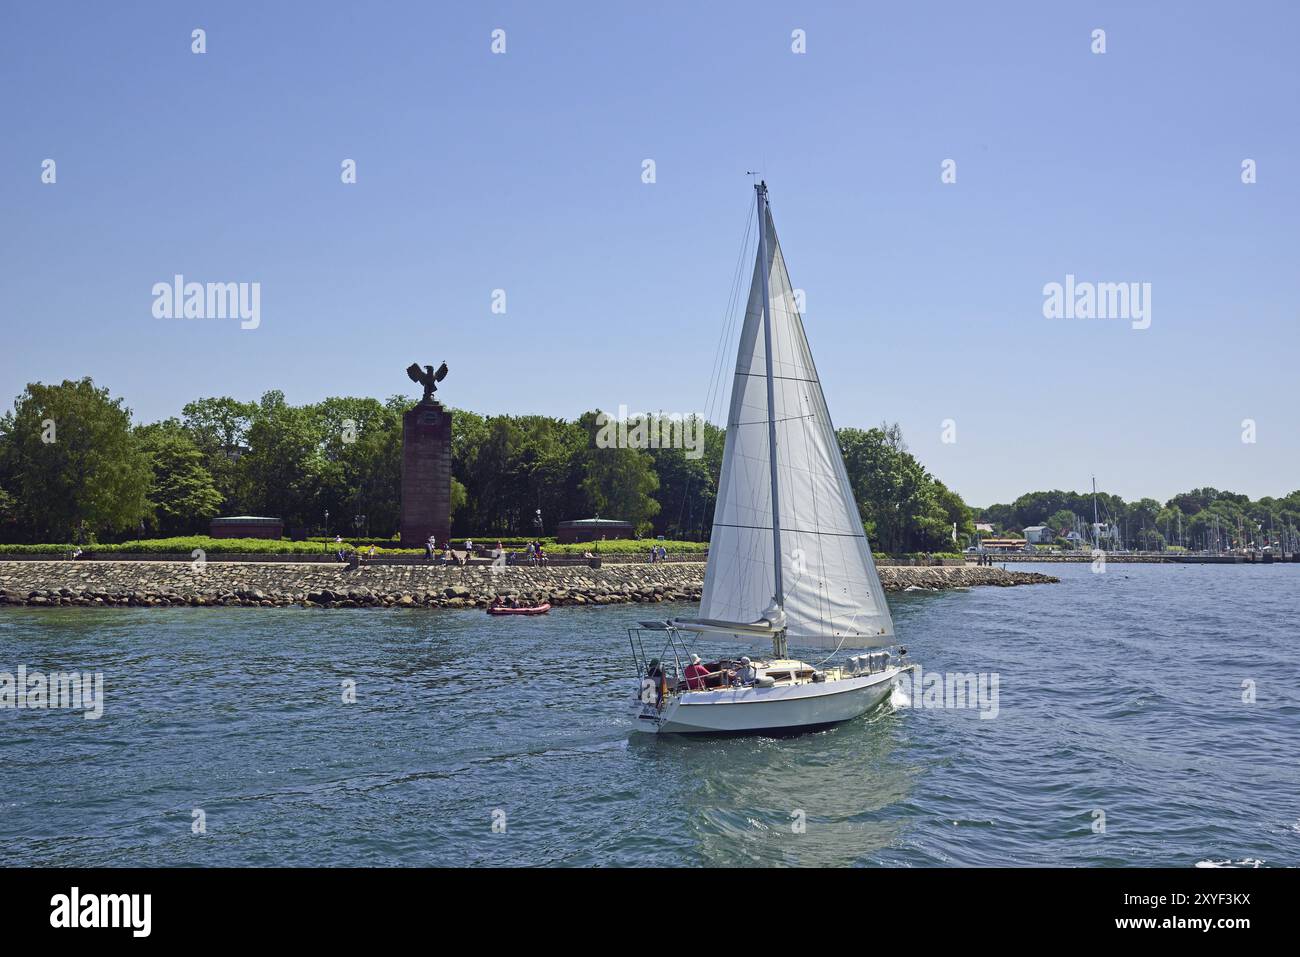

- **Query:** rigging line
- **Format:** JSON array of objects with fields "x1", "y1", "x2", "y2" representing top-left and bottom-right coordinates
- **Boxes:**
[
  {"x1": 731, "y1": 412, "x2": 817, "y2": 427},
  {"x1": 712, "y1": 523, "x2": 867, "y2": 538},
  {"x1": 702, "y1": 197, "x2": 756, "y2": 428},
  {"x1": 703, "y1": 260, "x2": 745, "y2": 428},
  {"x1": 683, "y1": 196, "x2": 753, "y2": 535},
  {"x1": 810, "y1": 631, "x2": 852, "y2": 668},
  {"x1": 733, "y1": 372, "x2": 821, "y2": 383},
  {"x1": 698, "y1": 200, "x2": 753, "y2": 469},
  {"x1": 709, "y1": 248, "x2": 750, "y2": 427}
]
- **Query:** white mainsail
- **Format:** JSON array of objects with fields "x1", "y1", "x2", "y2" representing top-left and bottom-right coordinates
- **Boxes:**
[{"x1": 697, "y1": 199, "x2": 894, "y2": 649}]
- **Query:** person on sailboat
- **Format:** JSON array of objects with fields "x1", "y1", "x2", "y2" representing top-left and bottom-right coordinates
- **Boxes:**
[
  {"x1": 645, "y1": 659, "x2": 666, "y2": 706},
  {"x1": 732, "y1": 656, "x2": 757, "y2": 687},
  {"x1": 684, "y1": 654, "x2": 711, "y2": 690}
]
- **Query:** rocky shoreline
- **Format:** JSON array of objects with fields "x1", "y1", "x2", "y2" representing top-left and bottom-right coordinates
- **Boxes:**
[{"x1": 0, "y1": 560, "x2": 1057, "y2": 609}]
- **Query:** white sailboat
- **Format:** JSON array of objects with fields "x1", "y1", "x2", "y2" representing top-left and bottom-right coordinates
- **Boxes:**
[{"x1": 628, "y1": 182, "x2": 914, "y2": 735}]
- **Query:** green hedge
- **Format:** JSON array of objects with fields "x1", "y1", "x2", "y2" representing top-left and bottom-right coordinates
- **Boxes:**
[
  {"x1": 542, "y1": 538, "x2": 709, "y2": 555},
  {"x1": 0, "y1": 537, "x2": 954, "y2": 560},
  {"x1": 875, "y1": 551, "x2": 965, "y2": 561},
  {"x1": 0, "y1": 536, "x2": 706, "y2": 557},
  {"x1": 307, "y1": 536, "x2": 559, "y2": 548},
  {"x1": 0, "y1": 543, "x2": 76, "y2": 555},
  {"x1": 0, "y1": 537, "x2": 342, "y2": 555},
  {"x1": 306, "y1": 536, "x2": 399, "y2": 546}
]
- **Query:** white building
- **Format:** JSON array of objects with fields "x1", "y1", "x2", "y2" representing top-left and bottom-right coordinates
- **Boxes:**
[
  {"x1": 1093, "y1": 522, "x2": 1120, "y2": 546},
  {"x1": 1023, "y1": 525, "x2": 1053, "y2": 544}
]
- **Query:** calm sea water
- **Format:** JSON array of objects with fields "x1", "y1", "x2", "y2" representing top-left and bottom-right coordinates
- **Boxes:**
[{"x1": 2, "y1": 562, "x2": 1297, "y2": 867}]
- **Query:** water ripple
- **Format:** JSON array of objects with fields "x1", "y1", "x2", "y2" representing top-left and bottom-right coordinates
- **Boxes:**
[{"x1": 1, "y1": 562, "x2": 1297, "y2": 866}]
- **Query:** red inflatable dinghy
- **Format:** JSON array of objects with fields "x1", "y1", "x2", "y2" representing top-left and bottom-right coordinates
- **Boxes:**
[{"x1": 486, "y1": 603, "x2": 551, "y2": 616}]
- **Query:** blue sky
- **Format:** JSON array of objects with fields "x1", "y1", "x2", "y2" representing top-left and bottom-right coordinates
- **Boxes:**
[{"x1": 2, "y1": 1, "x2": 1296, "y2": 507}]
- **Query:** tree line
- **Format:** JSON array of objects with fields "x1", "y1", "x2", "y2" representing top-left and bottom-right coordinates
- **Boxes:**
[
  {"x1": 980, "y1": 487, "x2": 1300, "y2": 550},
  {"x1": 0, "y1": 377, "x2": 973, "y2": 552}
]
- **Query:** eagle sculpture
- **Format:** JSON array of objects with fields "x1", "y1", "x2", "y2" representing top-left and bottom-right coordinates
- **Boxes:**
[{"x1": 406, "y1": 361, "x2": 448, "y2": 402}]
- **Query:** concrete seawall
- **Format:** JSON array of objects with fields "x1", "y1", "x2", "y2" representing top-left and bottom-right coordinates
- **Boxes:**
[
  {"x1": 0, "y1": 560, "x2": 1057, "y2": 609},
  {"x1": 968, "y1": 553, "x2": 1297, "y2": 564}
]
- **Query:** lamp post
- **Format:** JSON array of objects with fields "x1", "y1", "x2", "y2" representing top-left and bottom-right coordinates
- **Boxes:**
[{"x1": 324, "y1": 509, "x2": 330, "y2": 536}]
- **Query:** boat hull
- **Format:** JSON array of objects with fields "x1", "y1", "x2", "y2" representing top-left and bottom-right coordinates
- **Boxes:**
[
  {"x1": 635, "y1": 668, "x2": 899, "y2": 735},
  {"x1": 486, "y1": 603, "x2": 551, "y2": 616}
]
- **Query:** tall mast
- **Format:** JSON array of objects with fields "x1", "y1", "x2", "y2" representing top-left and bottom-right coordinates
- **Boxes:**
[
  {"x1": 755, "y1": 182, "x2": 786, "y2": 656},
  {"x1": 1092, "y1": 475, "x2": 1099, "y2": 547}
]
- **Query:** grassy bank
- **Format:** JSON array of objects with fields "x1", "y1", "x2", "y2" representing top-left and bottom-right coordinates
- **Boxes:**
[
  {"x1": 0, "y1": 537, "x2": 965, "y2": 561},
  {"x1": 0, "y1": 535, "x2": 711, "y2": 557}
]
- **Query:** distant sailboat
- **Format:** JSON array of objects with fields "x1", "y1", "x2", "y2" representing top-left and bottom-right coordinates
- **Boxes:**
[{"x1": 627, "y1": 182, "x2": 913, "y2": 735}]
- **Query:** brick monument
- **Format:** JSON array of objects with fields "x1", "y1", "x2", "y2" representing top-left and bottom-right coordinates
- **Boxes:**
[{"x1": 399, "y1": 362, "x2": 452, "y2": 548}]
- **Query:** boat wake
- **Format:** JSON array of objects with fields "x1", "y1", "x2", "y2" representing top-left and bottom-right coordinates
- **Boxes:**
[
  {"x1": 889, "y1": 682, "x2": 912, "y2": 710},
  {"x1": 1194, "y1": 858, "x2": 1264, "y2": 868}
]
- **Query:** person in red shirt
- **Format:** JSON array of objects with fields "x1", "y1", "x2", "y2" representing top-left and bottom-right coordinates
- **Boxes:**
[{"x1": 684, "y1": 653, "x2": 712, "y2": 690}]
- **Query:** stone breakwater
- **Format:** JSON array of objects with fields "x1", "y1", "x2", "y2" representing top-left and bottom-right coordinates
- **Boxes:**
[{"x1": 0, "y1": 561, "x2": 1056, "y2": 609}]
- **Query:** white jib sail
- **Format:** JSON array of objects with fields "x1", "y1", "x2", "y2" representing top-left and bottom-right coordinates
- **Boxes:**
[{"x1": 698, "y1": 203, "x2": 894, "y2": 650}]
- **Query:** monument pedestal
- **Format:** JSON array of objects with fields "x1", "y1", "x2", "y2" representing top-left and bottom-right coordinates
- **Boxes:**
[{"x1": 399, "y1": 400, "x2": 452, "y2": 548}]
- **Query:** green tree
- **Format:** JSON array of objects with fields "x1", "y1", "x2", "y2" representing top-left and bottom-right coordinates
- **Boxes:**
[
  {"x1": 0, "y1": 378, "x2": 151, "y2": 541},
  {"x1": 1046, "y1": 509, "x2": 1077, "y2": 536},
  {"x1": 239, "y1": 391, "x2": 327, "y2": 529},
  {"x1": 647, "y1": 415, "x2": 723, "y2": 540},
  {"x1": 933, "y1": 479, "x2": 974, "y2": 549},
  {"x1": 449, "y1": 410, "x2": 587, "y2": 535},
  {"x1": 575, "y1": 410, "x2": 660, "y2": 533},
  {"x1": 136, "y1": 419, "x2": 224, "y2": 535},
  {"x1": 0, "y1": 485, "x2": 16, "y2": 536},
  {"x1": 838, "y1": 423, "x2": 970, "y2": 554},
  {"x1": 181, "y1": 396, "x2": 257, "y2": 511},
  {"x1": 312, "y1": 396, "x2": 402, "y2": 537}
]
